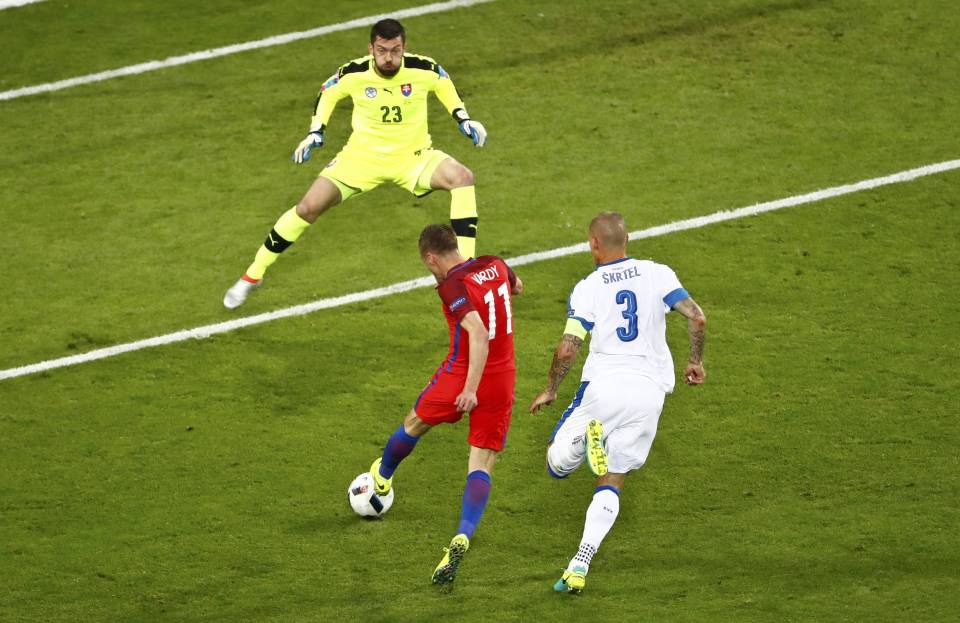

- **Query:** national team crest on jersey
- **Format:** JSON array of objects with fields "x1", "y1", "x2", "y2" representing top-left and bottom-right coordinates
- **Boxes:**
[
  {"x1": 365, "y1": 87, "x2": 377, "y2": 98},
  {"x1": 401, "y1": 83, "x2": 412, "y2": 96}
]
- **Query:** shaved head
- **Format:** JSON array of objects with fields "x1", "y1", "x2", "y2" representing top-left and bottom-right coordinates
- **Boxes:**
[{"x1": 589, "y1": 211, "x2": 628, "y2": 250}]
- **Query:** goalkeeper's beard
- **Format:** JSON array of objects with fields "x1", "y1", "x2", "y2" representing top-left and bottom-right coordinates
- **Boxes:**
[{"x1": 376, "y1": 62, "x2": 400, "y2": 78}]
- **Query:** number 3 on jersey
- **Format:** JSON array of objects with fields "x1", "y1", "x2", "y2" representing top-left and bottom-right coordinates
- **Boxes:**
[
  {"x1": 615, "y1": 290, "x2": 638, "y2": 342},
  {"x1": 483, "y1": 283, "x2": 513, "y2": 340}
]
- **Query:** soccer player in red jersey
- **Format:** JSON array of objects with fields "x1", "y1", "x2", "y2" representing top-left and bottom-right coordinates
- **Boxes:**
[{"x1": 367, "y1": 223, "x2": 522, "y2": 586}]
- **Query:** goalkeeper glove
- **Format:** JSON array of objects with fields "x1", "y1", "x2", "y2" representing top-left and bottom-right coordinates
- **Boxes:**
[
  {"x1": 453, "y1": 108, "x2": 487, "y2": 147},
  {"x1": 292, "y1": 130, "x2": 324, "y2": 163},
  {"x1": 458, "y1": 119, "x2": 487, "y2": 147}
]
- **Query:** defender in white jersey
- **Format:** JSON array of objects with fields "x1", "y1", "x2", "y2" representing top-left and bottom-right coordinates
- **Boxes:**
[{"x1": 529, "y1": 211, "x2": 707, "y2": 594}]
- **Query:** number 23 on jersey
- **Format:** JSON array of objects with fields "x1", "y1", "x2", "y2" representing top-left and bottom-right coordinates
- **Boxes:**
[{"x1": 380, "y1": 105, "x2": 403, "y2": 122}]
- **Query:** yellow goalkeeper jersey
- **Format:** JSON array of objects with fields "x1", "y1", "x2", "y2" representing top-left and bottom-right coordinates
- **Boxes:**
[{"x1": 310, "y1": 53, "x2": 467, "y2": 157}]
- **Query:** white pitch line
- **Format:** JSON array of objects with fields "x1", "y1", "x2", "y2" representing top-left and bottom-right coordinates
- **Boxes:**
[
  {"x1": 1, "y1": 158, "x2": 958, "y2": 382},
  {"x1": 0, "y1": 0, "x2": 46, "y2": 10},
  {"x1": 0, "y1": 0, "x2": 495, "y2": 102},
  {"x1": 501, "y1": 158, "x2": 960, "y2": 268}
]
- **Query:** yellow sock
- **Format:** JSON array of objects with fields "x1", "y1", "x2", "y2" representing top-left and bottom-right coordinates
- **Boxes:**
[
  {"x1": 245, "y1": 247, "x2": 277, "y2": 281},
  {"x1": 244, "y1": 207, "x2": 311, "y2": 280},
  {"x1": 450, "y1": 186, "x2": 478, "y2": 258}
]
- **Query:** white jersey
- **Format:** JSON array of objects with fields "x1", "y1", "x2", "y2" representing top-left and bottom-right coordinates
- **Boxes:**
[{"x1": 567, "y1": 257, "x2": 688, "y2": 393}]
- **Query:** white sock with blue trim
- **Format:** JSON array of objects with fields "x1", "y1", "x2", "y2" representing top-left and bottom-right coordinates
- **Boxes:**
[{"x1": 569, "y1": 486, "x2": 620, "y2": 571}]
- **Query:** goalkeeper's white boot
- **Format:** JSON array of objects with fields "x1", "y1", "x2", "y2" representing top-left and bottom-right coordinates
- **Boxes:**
[{"x1": 223, "y1": 276, "x2": 260, "y2": 309}]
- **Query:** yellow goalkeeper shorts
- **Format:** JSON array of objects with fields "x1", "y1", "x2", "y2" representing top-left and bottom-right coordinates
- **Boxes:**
[{"x1": 319, "y1": 147, "x2": 450, "y2": 201}]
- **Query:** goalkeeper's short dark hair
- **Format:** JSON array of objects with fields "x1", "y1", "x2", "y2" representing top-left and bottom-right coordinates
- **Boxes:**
[
  {"x1": 419, "y1": 224, "x2": 459, "y2": 256},
  {"x1": 371, "y1": 19, "x2": 405, "y2": 43}
]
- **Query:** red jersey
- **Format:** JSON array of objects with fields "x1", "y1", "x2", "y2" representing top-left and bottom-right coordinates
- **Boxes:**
[{"x1": 436, "y1": 255, "x2": 517, "y2": 374}]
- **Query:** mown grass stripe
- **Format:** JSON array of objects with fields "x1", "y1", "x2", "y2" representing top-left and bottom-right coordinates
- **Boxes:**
[
  {"x1": 0, "y1": 0, "x2": 495, "y2": 101},
  {"x1": 2, "y1": 158, "x2": 957, "y2": 382}
]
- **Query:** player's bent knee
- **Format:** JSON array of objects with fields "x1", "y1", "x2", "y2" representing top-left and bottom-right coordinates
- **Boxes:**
[
  {"x1": 295, "y1": 201, "x2": 313, "y2": 221},
  {"x1": 403, "y1": 410, "x2": 432, "y2": 437},
  {"x1": 295, "y1": 197, "x2": 324, "y2": 221},
  {"x1": 455, "y1": 165, "x2": 475, "y2": 187},
  {"x1": 545, "y1": 447, "x2": 571, "y2": 479},
  {"x1": 296, "y1": 179, "x2": 341, "y2": 221},
  {"x1": 297, "y1": 196, "x2": 334, "y2": 222}
]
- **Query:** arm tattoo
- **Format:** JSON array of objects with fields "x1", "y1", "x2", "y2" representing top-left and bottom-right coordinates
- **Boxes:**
[
  {"x1": 675, "y1": 298, "x2": 707, "y2": 364},
  {"x1": 688, "y1": 322, "x2": 705, "y2": 364},
  {"x1": 547, "y1": 334, "x2": 583, "y2": 393}
]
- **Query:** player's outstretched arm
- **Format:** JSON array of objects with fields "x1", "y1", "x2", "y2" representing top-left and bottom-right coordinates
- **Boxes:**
[
  {"x1": 433, "y1": 69, "x2": 487, "y2": 147},
  {"x1": 293, "y1": 70, "x2": 347, "y2": 163},
  {"x1": 529, "y1": 332, "x2": 584, "y2": 413},
  {"x1": 456, "y1": 311, "x2": 489, "y2": 412},
  {"x1": 673, "y1": 297, "x2": 707, "y2": 385}
]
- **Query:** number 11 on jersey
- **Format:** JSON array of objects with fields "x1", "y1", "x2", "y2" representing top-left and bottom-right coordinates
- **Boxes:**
[{"x1": 483, "y1": 283, "x2": 513, "y2": 340}]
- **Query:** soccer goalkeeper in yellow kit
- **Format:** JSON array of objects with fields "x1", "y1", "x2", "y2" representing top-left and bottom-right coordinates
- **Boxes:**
[{"x1": 224, "y1": 18, "x2": 488, "y2": 309}]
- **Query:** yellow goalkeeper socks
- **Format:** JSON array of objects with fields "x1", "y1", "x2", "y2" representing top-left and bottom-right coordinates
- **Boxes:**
[
  {"x1": 450, "y1": 186, "x2": 478, "y2": 259},
  {"x1": 244, "y1": 207, "x2": 311, "y2": 281}
]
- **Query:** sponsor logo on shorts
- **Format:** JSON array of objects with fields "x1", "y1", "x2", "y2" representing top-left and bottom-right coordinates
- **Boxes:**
[
  {"x1": 449, "y1": 296, "x2": 468, "y2": 310},
  {"x1": 365, "y1": 87, "x2": 377, "y2": 98},
  {"x1": 401, "y1": 83, "x2": 412, "y2": 96}
]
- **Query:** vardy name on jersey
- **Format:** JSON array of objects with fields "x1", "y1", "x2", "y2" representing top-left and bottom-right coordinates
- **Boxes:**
[{"x1": 471, "y1": 265, "x2": 500, "y2": 285}]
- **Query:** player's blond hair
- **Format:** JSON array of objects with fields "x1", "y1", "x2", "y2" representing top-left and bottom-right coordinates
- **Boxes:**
[{"x1": 590, "y1": 211, "x2": 628, "y2": 249}]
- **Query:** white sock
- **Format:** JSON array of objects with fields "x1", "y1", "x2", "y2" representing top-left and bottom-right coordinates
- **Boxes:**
[{"x1": 569, "y1": 487, "x2": 620, "y2": 571}]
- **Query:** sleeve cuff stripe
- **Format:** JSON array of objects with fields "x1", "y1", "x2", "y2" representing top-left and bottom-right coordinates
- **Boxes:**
[{"x1": 663, "y1": 288, "x2": 689, "y2": 308}]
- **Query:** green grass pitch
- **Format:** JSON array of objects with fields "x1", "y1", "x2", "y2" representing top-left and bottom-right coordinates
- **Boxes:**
[{"x1": 2, "y1": 0, "x2": 959, "y2": 621}]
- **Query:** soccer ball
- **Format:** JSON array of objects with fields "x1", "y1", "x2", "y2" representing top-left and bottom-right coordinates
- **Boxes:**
[{"x1": 347, "y1": 472, "x2": 394, "y2": 518}]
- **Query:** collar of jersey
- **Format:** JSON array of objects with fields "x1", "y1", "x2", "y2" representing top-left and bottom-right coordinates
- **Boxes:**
[
  {"x1": 436, "y1": 258, "x2": 477, "y2": 287},
  {"x1": 446, "y1": 258, "x2": 477, "y2": 279},
  {"x1": 595, "y1": 256, "x2": 632, "y2": 269}
]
